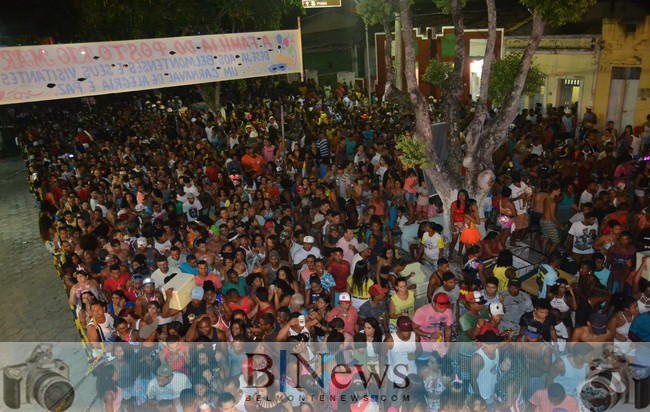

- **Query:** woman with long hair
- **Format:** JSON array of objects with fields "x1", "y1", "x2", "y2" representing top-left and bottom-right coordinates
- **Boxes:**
[
  {"x1": 547, "y1": 278, "x2": 577, "y2": 340},
  {"x1": 556, "y1": 182, "x2": 578, "y2": 226},
  {"x1": 375, "y1": 246, "x2": 397, "y2": 288},
  {"x1": 497, "y1": 187, "x2": 516, "y2": 246},
  {"x1": 310, "y1": 294, "x2": 332, "y2": 342},
  {"x1": 449, "y1": 189, "x2": 468, "y2": 260},
  {"x1": 347, "y1": 260, "x2": 374, "y2": 310},
  {"x1": 96, "y1": 364, "x2": 122, "y2": 412},
  {"x1": 492, "y1": 250, "x2": 516, "y2": 292}
]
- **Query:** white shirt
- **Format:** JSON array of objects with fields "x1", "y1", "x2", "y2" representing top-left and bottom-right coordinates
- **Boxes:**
[
  {"x1": 351, "y1": 252, "x2": 366, "y2": 275},
  {"x1": 182, "y1": 200, "x2": 203, "y2": 222},
  {"x1": 292, "y1": 246, "x2": 322, "y2": 265},
  {"x1": 146, "y1": 372, "x2": 191, "y2": 401},
  {"x1": 569, "y1": 220, "x2": 598, "y2": 254},
  {"x1": 509, "y1": 182, "x2": 529, "y2": 214},
  {"x1": 422, "y1": 232, "x2": 444, "y2": 261},
  {"x1": 151, "y1": 267, "x2": 180, "y2": 288},
  {"x1": 579, "y1": 190, "x2": 594, "y2": 207}
]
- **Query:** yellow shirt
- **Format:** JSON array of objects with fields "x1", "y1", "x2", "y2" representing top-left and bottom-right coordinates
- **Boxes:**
[
  {"x1": 347, "y1": 277, "x2": 374, "y2": 299},
  {"x1": 492, "y1": 266, "x2": 514, "y2": 291},
  {"x1": 390, "y1": 291, "x2": 415, "y2": 326}
]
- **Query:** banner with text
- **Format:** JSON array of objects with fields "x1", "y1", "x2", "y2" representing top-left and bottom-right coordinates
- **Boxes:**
[{"x1": 0, "y1": 29, "x2": 302, "y2": 105}]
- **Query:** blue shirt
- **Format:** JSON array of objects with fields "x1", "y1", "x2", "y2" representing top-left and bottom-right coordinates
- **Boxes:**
[
  {"x1": 222, "y1": 277, "x2": 247, "y2": 297},
  {"x1": 305, "y1": 272, "x2": 336, "y2": 292},
  {"x1": 594, "y1": 268, "x2": 611, "y2": 287},
  {"x1": 179, "y1": 262, "x2": 198, "y2": 275},
  {"x1": 537, "y1": 264, "x2": 558, "y2": 299}
]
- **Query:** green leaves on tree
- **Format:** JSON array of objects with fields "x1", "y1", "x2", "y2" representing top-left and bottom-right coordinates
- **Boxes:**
[
  {"x1": 488, "y1": 52, "x2": 545, "y2": 108},
  {"x1": 423, "y1": 58, "x2": 453, "y2": 87},
  {"x1": 396, "y1": 134, "x2": 431, "y2": 168},
  {"x1": 519, "y1": 0, "x2": 596, "y2": 27}
]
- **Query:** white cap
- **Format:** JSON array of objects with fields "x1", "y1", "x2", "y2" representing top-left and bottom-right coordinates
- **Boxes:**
[
  {"x1": 136, "y1": 237, "x2": 148, "y2": 247},
  {"x1": 134, "y1": 204, "x2": 146, "y2": 212},
  {"x1": 490, "y1": 302, "x2": 505, "y2": 316},
  {"x1": 339, "y1": 292, "x2": 351, "y2": 302},
  {"x1": 303, "y1": 236, "x2": 315, "y2": 244}
]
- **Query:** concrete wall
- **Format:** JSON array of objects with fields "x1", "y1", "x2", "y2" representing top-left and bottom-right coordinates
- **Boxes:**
[
  {"x1": 594, "y1": 16, "x2": 650, "y2": 128},
  {"x1": 506, "y1": 36, "x2": 598, "y2": 113}
]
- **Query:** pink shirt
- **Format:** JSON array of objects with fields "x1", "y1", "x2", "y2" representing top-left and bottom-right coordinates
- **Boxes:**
[
  {"x1": 404, "y1": 175, "x2": 418, "y2": 194},
  {"x1": 194, "y1": 273, "x2": 222, "y2": 289},
  {"x1": 529, "y1": 389, "x2": 579, "y2": 412},
  {"x1": 413, "y1": 304, "x2": 453, "y2": 354},
  {"x1": 326, "y1": 306, "x2": 358, "y2": 336},
  {"x1": 336, "y1": 237, "x2": 359, "y2": 266}
]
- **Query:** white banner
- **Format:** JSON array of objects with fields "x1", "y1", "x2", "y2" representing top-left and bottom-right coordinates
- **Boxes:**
[{"x1": 0, "y1": 29, "x2": 303, "y2": 105}]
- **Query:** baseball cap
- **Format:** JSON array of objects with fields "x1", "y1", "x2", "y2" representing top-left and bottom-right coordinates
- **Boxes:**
[
  {"x1": 397, "y1": 316, "x2": 413, "y2": 332},
  {"x1": 433, "y1": 292, "x2": 451, "y2": 307},
  {"x1": 142, "y1": 277, "x2": 155, "y2": 285},
  {"x1": 303, "y1": 235, "x2": 315, "y2": 244},
  {"x1": 338, "y1": 292, "x2": 351, "y2": 302},
  {"x1": 157, "y1": 364, "x2": 173, "y2": 377},
  {"x1": 132, "y1": 274, "x2": 144, "y2": 282},
  {"x1": 186, "y1": 192, "x2": 195, "y2": 199},
  {"x1": 466, "y1": 291, "x2": 488, "y2": 305},
  {"x1": 508, "y1": 278, "x2": 521, "y2": 288},
  {"x1": 369, "y1": 284, "x2": 388, "y2": 297},
  {"x1": 135, "y1": 204, "x2": 147, "y2": 212},
  {"x1": 269, "y1": 250, "x2": 281, "y2": 259},
  {"x1": 136, "y1": 237, "x2": 148, "y2": 247},
  {"x1": 477, "y1": 330, "x2": 504, "y2": 343},
  {"x1": 524, "y1": 321, "x2": 543, "y2": 340},
  {"x1": 357, "y1": 243, "x2": 369, "y2": 253},
  {"x1": 489, "y1": 302, "x2": 505, "y2": 316},
  {"x1": 191, "y1": 286, "x2": 205, "y2": 300},
  {"x1": 589, "y1": 312, "x2": 608, "y2": 335}
]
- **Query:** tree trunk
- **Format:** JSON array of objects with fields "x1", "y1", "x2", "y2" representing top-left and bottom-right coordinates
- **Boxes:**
[
  {"x1": 463, "y1": 0, "x2": 498, "y2": 195},
  {"x1": 442, "y1": 0, "x2": 467, "y2": 182},
  {"x1": 398, "y1": 0, "x2": 459, "y2": 234},
  {"x1": 382, "y1": 0, "x2": 395, "y2": 91},
  {"x1": 196, "y1": 82, "x2": 222, "y2": 114}
]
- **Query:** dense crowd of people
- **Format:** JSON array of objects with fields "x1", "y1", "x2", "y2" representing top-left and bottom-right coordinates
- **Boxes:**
[{"x1": 13, "y1": 76, "x2": 650, "y2": 411}]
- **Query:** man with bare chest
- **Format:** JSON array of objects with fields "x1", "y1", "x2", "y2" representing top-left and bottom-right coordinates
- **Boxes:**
[
  {"x1": 540, "y1": 183, "x2": 565, "y2": 255},
  {"x1": 195, "y1": 239, "x2": 217, "y2": 268}
]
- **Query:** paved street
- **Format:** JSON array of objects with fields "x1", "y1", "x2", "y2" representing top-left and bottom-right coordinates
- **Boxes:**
[{"x1": 0, "y1": 156, "x2": 78, "y2": 341}]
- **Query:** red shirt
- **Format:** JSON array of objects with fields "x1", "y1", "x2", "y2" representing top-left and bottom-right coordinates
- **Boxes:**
[
  {"x1": 452, "y1": 201, "x2": 465, "y2": 223},
  {"x1": 103, "y1": 273, "x2": 131, "y2": 294},
  {"x1": 326, "y1": 306, "x2": 358, "y2": 336},
  {"x1": 327, "y1": 261, "x2": 351, "y2": 292}
]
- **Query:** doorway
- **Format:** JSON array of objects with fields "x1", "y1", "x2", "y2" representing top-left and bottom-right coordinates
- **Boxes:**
[{"x1": 606, "y1": 67, "x2": 641, "y2": 131}]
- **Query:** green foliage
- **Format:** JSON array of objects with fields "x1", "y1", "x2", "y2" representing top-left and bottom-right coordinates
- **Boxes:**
[
  {"x1": 423, "y1": 59, "x2": 453, "y2": 86},
  {"x1": 395, "y1": 134, "x2": 430, "y2": 167},
  {"x1": 75, "y1": 0, "x2": 302, "y2": 41},
  {"x1": 488, "y1": 53, "x2": 545, "y2": 107},
  {"x1": 433, "y1": 0, "x2": 467, "y2": 14},
  {"x1": 357, "y1": 0, "x2": 393, "y2": 27},
  {"x1": 519, "y1": 0, "x2": 596, "y2": 27}
]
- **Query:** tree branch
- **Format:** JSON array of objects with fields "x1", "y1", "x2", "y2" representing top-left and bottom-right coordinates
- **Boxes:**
[
  {"x1": 465, "y1": 0, "x2": 497, "y2": 154},
  {"x1": 486, "y1": 12, "x2": 546, "y2": 153},
  {"x1": 398, "y1": 0, "x2": 459, "y2": 197}
]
